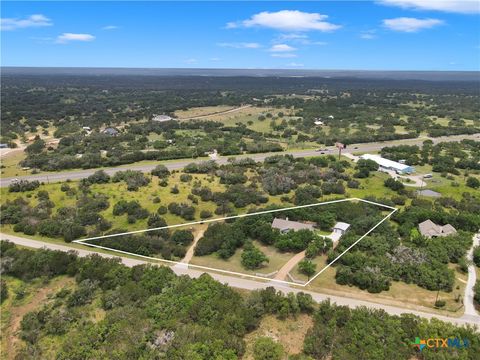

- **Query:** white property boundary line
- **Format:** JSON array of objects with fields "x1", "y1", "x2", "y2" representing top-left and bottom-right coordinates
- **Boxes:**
[{"x1": 73, "y1": 198, "x2": 397, "y2": 287}]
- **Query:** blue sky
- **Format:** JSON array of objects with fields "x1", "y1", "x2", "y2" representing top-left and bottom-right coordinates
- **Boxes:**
[{"x1": 2, "y1": 1, "x2": 479, "y2": 70}]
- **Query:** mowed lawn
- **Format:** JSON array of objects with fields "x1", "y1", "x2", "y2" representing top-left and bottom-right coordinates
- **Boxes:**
[{"x1": 190, "y1": 240, "x2": 298, "y2": 276}]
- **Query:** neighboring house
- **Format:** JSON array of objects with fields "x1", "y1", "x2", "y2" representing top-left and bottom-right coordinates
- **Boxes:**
[
  {"x1": 271, "y1": 217, "x2": 314, "y2": 234},
  {"x1": 314, "y1": 119, "x2": 325, "y2": 126},
  {"x1": 102, "y1": 127, "x2": 119, "y2": 136},
  {"x1": 418, "y1": 219, "x2": 457, "y2": 238},
  {"x1": 360, "y1": 154, "x2": 415, "y2": 174},
  {"x1": 152, "y1": 114, "x2": 173, "y2": 122},
  {"x1": 333, "y1": 222, "x2": 350, "y2": 235}
]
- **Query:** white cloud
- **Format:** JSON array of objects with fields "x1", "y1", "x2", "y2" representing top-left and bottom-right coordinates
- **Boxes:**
[
  {"x1": 274, "y1": 33, "x2": 328, "y2": 46},
  {"x1": 184, "y1": 58, "x2": 198, "y2": 64},
  {"x1": 269, "y1": 44, "x2": 297, "y2": 52},
  {"x1": 1, "y1": 14, "x2": 52, "y2": 31},
  {"x1": 210, "y1": 57, "x2": 221, "y2": 61},
  {"x1": 229, "y1": 10, "x2": 341, "y2": 32},
  {"x1": 360, "y1": 30, "x2": 377, "y2": 39},
  {"x1": 286, "y1": 62, "x2": 304, "y2": 67},
  {"x1": 56, "y1": 33, "x2": 95, "y2": 43},
  {"x1": 102, "y1": 25, "x2": 118, "y2": 30},
  {"x1": 271, "y1": 53, "x2": 297, "y2": 58},
  {"x1": 278, "y1": 33, "x2": 309, "y2": 40},
  {"x1": 217, "y1": 42, "x2": 261, "y2": 49},
  {"x1": 383, "y1": 17, "x2": 444, "y2": 32},
  {"x1": 378, "y1": 0, "x2": 479, "y2": 14}
]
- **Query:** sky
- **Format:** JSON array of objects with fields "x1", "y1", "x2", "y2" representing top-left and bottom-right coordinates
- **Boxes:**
[{"x1": 1, "y1": 1, "x2": 479, "y2": 70}]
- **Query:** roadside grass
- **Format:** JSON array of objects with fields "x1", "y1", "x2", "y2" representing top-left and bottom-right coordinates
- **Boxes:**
[{"x1": 305, "y1": 263, "x2": 466, "y2": 316}]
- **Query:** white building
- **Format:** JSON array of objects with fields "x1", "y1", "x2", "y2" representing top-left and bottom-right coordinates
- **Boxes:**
[
  {"x1": 360, "y1": 154, "x2": 415, "y2": 174},
  {"x1": 152, "y1": 114, "x2": 173, "y2": 122},
  {"x1": 333, "y1": 222, "x2": 350, "y2": 235}
]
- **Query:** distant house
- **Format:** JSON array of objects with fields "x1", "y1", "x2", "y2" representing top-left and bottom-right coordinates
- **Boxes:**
[
  {"x1": 360, "y1": 154, "x2": 414, "y2": 174},
  {"x1": 333, "y1": 222, "x2": 350, "y2": 235},
  {"x1": 271, "y1": 217, "x2": 314, "y2": 234},
  {"x1": 102, "y1": 127, "x2": 119, "y2": 136},
  {"x1": 0, "y1": 144, "x2": 9, "y2": 149},
  {"x1": 152, "y1": 114, "x2": 173, "y2": 122},
  {"x1": 328, "y1": 115, "x2": 334, "y2": 119},
  {"x1": 314, "y1": 118, "x2": 325, "y2": 126},
  {"x1": 418, "y1": 220, "x2": 457, "y2": 238}
]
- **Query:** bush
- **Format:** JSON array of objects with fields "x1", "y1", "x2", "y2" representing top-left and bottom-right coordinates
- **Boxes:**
[
  {"x1": 200, "y1": 210, "x2": 212, "y2": 219},
  {"x1": 434, "y1": 300, "x2": 446, "y2": 308},
  {"x1": 9, "y1": 180, "x2": 40, "y2": 193},
  {"x1": 151, "y1": 165, "x2": 170, "y2": 178},
  {"x1": 466, "y1": 176, "x2": 480, "y2": 189},
  {"x1": 253, "y1": 337, "x2": 284, "y2": 360}
]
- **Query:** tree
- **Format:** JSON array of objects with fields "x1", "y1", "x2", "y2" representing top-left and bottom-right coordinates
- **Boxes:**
[
  {"x1": 151, "y1": 164, "x2": 170, "y2": 178},
  {"x1": 253, "y1": 337, "x2": 284, "y2": 360},
  {"x1": 241, "y1": 243, "x2": 269, "y2": 270},
  {"x1": 466, "y1": 176, "x2": 480, "y2": 189},
  {"x1": 298, "y1": 259, "x2": 316, "y2": 279}
]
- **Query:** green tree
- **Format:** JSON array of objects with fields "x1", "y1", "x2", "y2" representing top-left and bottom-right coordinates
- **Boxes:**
[
  {"x1": 298, "y1": 259, "x2": 316, "y2": 279},
  {"x1": 253, "y1": 337, "x2": 284, "y2": 360},
  {"x1": 241, "y1": 243, "x2": 269, "y2": 270}
]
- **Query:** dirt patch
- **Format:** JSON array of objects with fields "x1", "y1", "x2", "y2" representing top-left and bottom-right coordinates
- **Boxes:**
[
  {"x1": 4, "y1": 277, "x2": 74, "y2": 360},
  {"x1": 243, "y1": 314, "x2": 313, "y2": 359}
]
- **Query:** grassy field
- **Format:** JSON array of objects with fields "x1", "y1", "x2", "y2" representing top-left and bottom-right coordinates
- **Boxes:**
[
  {"x1": 174, "y1": 105, "x2": 236, "y2": 119},
  {"x1": 0, "y1": 150, "x2": 27, "y2": 178}
]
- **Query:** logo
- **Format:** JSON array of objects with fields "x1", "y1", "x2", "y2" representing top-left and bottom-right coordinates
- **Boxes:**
[
  {"x1": 411, "y1": 337, "x2": 426, "y2": 351},
  {"x1": 411, "y1": 337, "x2": 469, "y2": 352}
]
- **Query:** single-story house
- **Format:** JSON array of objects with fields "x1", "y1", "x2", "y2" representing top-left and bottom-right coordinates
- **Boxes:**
[
  {"x1": 152, "y1": 114, "x2": 173, "y2": 122},
  {"x1": 360, "y1": 154, "x2": 415, "y2": 174},
  {"x1": 272, "y1": 217, "x2": 314, "y2": 234},
  {"x1": 102, "y1": 127, "x2": 119, "y2": 136},
  {"x1": 418, "y1": 219, "x2": 457, "y2": 238},
  {"x1": 333, "y1": 222, "x2": 350, "y2": 235},
  {"x1": 314, "y1": 119, "x2": 325, "y2": 126}
]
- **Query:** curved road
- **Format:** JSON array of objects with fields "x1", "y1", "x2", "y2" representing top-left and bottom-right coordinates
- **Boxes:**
[
  {"x1": 1, "y1": 232, "x2": 479, "y2": 327},
  {"x1": 1, "y1": 133, "x2": 478, "y2": 187}
]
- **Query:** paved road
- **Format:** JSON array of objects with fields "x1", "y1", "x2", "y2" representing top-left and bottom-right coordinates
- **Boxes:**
[
  {"x1": 1, "y1": 133, "x2": 478, "y2": 187},
  {"x1": 464, "y1": 232, "x2": 480, "y2": 318},
  {"x1": 2, "y1": 232, "x2": 479, "y2": 327}
]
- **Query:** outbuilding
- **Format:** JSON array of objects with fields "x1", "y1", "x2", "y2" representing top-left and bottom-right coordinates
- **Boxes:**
[
  {"x1": 333, "y1": 222, "x2": 350, "y2": 235},
  {"x1": 360, "y1": 154, "x2": 415, "y2": 174}
]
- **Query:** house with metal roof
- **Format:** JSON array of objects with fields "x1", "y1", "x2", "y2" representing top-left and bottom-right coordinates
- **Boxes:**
[
  {"x1": 418, "y1": 219, "x2": 457, "y2": 238},
  {"x1": 271, "y1": 217, "x2": 315, "y2": 234},
  {"x1": 102, "y1": 127, "x2": 119, "y2": 136},
  {"x1": 360, "y1": 154, "x2": 414, "y2": 174},
  {"x1": 333, "y1": 222, "x2": 350, "y2": 235},
  {"x1": 152, "y1": 114, "x2": 173, "y2": 122}
]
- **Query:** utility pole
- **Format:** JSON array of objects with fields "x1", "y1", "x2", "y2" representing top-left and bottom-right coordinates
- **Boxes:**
[{"x1": 335, "y1": 142, "x2": 345, "y2": 160}]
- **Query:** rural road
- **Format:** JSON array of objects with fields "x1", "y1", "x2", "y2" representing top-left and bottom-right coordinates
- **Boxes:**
[
  {"x1": 1, "y1": 133, "x2": 478, "y2": 187},
  {"x1": 178, "y1": 104, "x2": 252, "y2": 120},
  {"x1": 2, "y1": 232, "x2": 479, "y2": 327}
]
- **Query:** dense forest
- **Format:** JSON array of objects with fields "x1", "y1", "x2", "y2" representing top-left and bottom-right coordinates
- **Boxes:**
[{"x1": 1, "y1": 242, "x2": 479, "y2": 359}]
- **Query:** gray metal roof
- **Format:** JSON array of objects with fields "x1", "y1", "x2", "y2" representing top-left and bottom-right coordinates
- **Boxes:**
[{"x1": 271, "y1": 218, "x2": 314, "y2": 232}]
